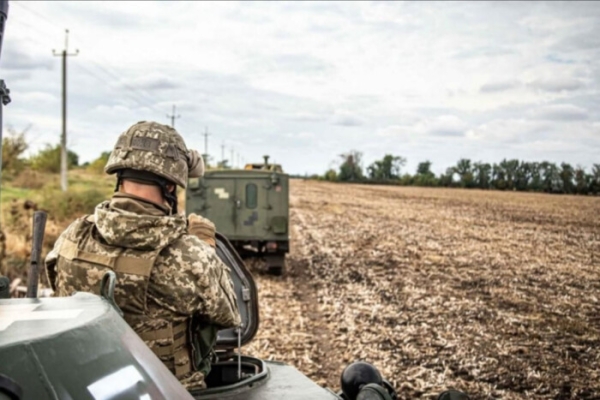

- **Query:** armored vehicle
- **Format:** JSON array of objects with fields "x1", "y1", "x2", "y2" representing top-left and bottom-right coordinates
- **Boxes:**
[
  {"x1": 0, "y1": 234, "x2": 410, "y2": 400},
  {"x1": 186, "y1": 156, "x2": 289, "y2": 275}
]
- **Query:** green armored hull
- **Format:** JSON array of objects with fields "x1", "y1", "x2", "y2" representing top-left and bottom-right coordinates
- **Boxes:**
[
  {"x1": 0, "y1": 234, "x2": 399, "y2": 400},
  {"x1": 0, "y1": 297, "x2": 339, "y2": 400}
]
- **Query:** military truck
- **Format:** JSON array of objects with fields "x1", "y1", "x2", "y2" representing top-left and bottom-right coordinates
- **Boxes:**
[{"x1": 186, "y1": 156, "x2": 289, "y2": 275}]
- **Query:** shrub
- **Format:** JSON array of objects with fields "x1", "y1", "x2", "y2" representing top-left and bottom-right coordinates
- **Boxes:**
[
  {"x1": 86, "y1": 151, "x2": 111, "y2": 175},
  {"x1": 30, "y1": 144, "x2": 79, "y2": 173}
]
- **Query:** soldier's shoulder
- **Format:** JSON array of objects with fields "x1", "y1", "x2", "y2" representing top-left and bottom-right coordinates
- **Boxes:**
[
  {"x1": 160, "y1": 234, "x2": 220, "y2": 265},
  {"x1": 169, "y1": 233, "x2": 212, "y2": 252},
  {"x1": 61, "y1": 215, "x2": 94, "y2": 239}
]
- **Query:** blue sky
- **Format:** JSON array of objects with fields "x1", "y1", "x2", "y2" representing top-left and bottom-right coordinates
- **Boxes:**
[{"x1": 3, "y1": 1, "x2": 600, "y2": 175}]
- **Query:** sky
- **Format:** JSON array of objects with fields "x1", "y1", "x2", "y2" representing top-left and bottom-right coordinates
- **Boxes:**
[{"x1": 2, "y1": 1, "x2": 600, "y2": 176}]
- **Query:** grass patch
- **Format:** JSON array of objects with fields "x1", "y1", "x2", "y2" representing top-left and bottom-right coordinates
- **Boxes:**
[
  {"x1": 11, "y1": 169, "x2": 48, "y2": 190},
  {"x1": 0, "y1": 185, "x2": 33, "y2": 203},
  {"x1": 38, "y1": 187, "x2": 107, "y2": 222}
]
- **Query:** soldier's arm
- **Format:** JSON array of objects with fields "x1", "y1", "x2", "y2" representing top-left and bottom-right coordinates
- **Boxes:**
[
  {"x1": 150, "y1": 236, "x2": 241, "y2": 328},
  {"x1": 200, "y1": 251, "x2": 241, "y2": 328}
]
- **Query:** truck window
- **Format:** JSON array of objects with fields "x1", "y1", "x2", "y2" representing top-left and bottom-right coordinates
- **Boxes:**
[{"x1": 246, "y1": 183, "x2": 257, "y2": 209}]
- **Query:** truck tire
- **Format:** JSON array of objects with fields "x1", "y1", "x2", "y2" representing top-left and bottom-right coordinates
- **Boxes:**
[{"x1": 266, "y1": 255, "x2": 286, "y2": 276}]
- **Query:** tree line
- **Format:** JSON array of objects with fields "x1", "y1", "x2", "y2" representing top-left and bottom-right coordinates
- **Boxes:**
[{"x1": 318, "y1": 150, "x2": 600, "y2": 195}]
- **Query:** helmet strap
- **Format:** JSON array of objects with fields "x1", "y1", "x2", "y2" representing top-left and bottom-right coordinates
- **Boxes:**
[{"x1": 162, "y1": 184, "x2": 178, "y2": 214}]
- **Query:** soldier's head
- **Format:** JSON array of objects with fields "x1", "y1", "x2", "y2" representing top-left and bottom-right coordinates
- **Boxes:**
[{"x1": 104, "y1": 121, "x2": 204, "y2": 213}]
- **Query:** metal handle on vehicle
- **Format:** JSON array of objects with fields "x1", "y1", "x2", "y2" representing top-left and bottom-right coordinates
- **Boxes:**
[{"x1": 100, "y1": 271, "x2": 123, "y2": 317}]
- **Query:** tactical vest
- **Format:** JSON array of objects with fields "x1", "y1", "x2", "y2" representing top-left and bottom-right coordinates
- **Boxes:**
[{"x1": 55, "y1": 216, "x2": 194, "y2": 379}]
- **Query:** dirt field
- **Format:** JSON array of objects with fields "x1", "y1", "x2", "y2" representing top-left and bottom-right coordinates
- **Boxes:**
[{"x1": 245, "y1": 179, "x2": 600, "y2": 399}]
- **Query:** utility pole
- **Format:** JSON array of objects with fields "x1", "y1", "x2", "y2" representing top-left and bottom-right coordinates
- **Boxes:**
[
  {"x1": 167, "y1": 104, "x2": 180, "y2": 128},
  {"x1": 230, "y1": 147, "x2": 234, "y2": 169},
  {"x1": 53, "y1": 29, "x2": 78, "y2": 192},
  {"x1": 202, "y1": 126, "x2": 210, "y2": 156},
  {"x1": 221, "y1": 141, "x2": 225, "y2": 166}
]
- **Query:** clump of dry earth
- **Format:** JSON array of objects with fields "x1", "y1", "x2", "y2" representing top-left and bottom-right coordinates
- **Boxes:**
[{"x1": 245, "y1": 180, "x2": 600, "y2": 399}]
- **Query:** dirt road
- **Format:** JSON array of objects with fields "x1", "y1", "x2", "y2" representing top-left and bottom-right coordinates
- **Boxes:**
[{"x1": 245, "y1": 180, "x2": 600, "y2": 399}]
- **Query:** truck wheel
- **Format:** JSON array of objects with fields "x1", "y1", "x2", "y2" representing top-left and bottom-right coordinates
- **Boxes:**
[{"x1": 266, "y1": 255, "x2": 286, "y2": 276}]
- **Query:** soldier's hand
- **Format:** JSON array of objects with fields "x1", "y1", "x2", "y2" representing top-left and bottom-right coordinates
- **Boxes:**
[{"x1": 188, "y1": 213, "x2": 216, "y2": 248}]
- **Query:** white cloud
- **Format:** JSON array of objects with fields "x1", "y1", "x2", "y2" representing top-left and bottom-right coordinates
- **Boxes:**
[
  {"x1": 331, "y1": 112, "x2": 365, "y2": 127},
  {"x1": 530, "y1": 104, "x2": 589, "y2": 121},
  {"x1": 426, "y1": 115, "x2": 468, "y2": 137},
  {"x1": 528, "y1": 77, "x2": 584, "y2": 93},
  {"x1": 378, "y1": 115, "x2": 467, "y2": 138},
  {"x1": 4, "y1": 1, "x2": 600, "y2": 174},
  {"x1": 480, "y1": 80, "x2": 521, "y2": 93}
]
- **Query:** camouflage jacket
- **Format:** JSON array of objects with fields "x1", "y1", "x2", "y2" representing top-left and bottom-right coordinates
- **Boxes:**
[{"x1": 45, "y1": 193, "x2": 241, "y2": 386}]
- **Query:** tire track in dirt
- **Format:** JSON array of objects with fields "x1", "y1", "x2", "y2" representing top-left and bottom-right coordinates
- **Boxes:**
[{"x1": 286, "y1": 193, "x2": 345, "y2": 386}]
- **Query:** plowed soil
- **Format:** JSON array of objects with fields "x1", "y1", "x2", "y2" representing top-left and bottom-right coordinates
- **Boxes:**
[{"x1": 244, "y1": 180, "x2": 600, "y2": 400}]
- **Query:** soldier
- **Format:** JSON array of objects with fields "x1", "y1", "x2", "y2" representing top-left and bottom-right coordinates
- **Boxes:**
[{"x1": 45, "y1": 121, "x2": 240, "y2": 389}]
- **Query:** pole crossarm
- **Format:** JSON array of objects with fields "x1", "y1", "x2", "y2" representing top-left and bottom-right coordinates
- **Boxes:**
[{"x1": 167, "y1": 104, "x2": 181, "y2": 128}]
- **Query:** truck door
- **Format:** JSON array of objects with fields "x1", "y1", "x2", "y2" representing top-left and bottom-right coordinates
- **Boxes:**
[{"x1": 234, "y1": 178, "x2": 268, "y2": 240}]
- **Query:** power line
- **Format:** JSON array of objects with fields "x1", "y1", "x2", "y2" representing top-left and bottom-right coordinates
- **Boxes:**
[
  {"x1": 14, "y1": 2, "x2": 166, "y2": 114},
  {"x1": 11, "y1": 17, "x2": 56, "y2": 48},
  {"x1": 83, "y1": 59, "x2": 161, "y2": 111},
  {"x1": 13, "y1": 2, "x2": 62, "y2": 30},
  {"x1": 72, "y1": 62, "x2": 160, "y2": 112}
]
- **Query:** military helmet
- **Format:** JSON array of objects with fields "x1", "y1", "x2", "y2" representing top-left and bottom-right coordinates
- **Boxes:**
[{"x1": 105, "y1": 121, "x2": 204, "y2": 188}]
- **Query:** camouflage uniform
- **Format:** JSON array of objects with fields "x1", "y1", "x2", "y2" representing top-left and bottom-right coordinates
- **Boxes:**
[{"x1": 45, "y1": 122, "x2": 240, "y2": 389}]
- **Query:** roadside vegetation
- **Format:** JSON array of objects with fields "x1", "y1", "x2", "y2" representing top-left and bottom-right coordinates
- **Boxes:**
[{"x1": 0, "y1": 128, "x2": 112, "y2": 285}]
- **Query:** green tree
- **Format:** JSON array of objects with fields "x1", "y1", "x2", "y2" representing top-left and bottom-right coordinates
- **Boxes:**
[
  {"x1": 87, "y1": 151, "x2": 111, "y2": 174},
  {"x1": 453, "y1": 158, "x2": 474, "y2": 188},
  {"x1": 492, "y1": 162, "x2": 507, "y2": 190},
  {"x1": 560, "y1": 162, "x2": 575, "y2": 194},
  {"x1": 324, "y1": 168, "x2": 338, "y2": 182},
  {"x1": 438, "y1": 167, "x2": 455, "y2": 187},
  {"x1": 500, "y1": 159, "x2": 519, "y2": 190},
  {"x1": 367, "y1": 154, "x2": 406, "y2": 181},
  {"x1": 514, "y1": 161, "x2": 533, "y2": 191},
  {"x1": 590, "y1": 164, "x2": 600, "y2": 195},
  {"x1": 473, "y1": 162, "x2": 492, "y2": 189},
  {"x1": 529, "y1": 162, "x2": 543, "y2": 191},
  {"x1": 540, "y1": 161, "x2": 561, "y2": 193},
  {"x1": 574, "y1": 166, "x2": 590, "y2": 195},
  {"x1": 417, "y1": 161, "x2": 433, "y2": 176},
  {"x1": 2, "y1": 126, "x2": 29, "y2": 176},
  {"x1": 30, "y1": 144, "x2": 79, "y2": 173},
  {"x1": 338, "y1": 150, "x2": 364, "y2": 182},
  {"x1": 414, "y1": 160, "x2": 436, "y2": 186}
]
